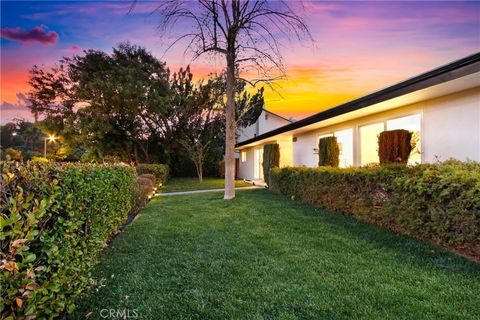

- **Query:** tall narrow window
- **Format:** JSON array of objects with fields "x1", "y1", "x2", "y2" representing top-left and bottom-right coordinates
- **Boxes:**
[
  {"x1": 241, "y1": 151, "x2": 246, "y2": 162},
  {"x1": 387, "y1": 114, "x2": 421, "y2": 164},
  {"x1": 254, "y1": 148, "x2": 264, "y2": 180},
  {"x1": 335, "y1": 128, "x2": 353, "y2": 167},
  {"x1": 360, "y1": 122, "x2": 384, "y2": 165}
]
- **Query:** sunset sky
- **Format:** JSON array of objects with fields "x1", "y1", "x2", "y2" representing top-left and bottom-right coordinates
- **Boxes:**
[{"x1": 1, "y1": 0, "x2": 479, "y2": 124}]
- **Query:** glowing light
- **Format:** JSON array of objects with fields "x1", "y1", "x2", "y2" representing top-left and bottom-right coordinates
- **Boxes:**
[{"x1": 48, "y1": 135, "x2": 57, "y2": 142}]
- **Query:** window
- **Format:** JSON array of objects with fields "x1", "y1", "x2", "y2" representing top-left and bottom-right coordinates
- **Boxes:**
[
  {"x1": 335, "y1": 128, "x2": 353, "y2": 167},
  {"x1": 317, "y1": 129, "x2": 353, "y2": 168},
  {"x1": 387, "y1": 114, "x2": 421, "y2": 164},
  {"x1": 241, "y1": 151, "x2": 246, "y2": 162},
  {"x1": 360, "y1": 122, "x2": 384, "y2": 165}
]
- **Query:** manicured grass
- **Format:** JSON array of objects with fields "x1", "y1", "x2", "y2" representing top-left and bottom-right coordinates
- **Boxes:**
[
  {"x1": 161, "y1": 177, "x2": 251, "y2": 193},
  {"x1": 73, "y1": 190, "x2": 480, "y2": 319}
]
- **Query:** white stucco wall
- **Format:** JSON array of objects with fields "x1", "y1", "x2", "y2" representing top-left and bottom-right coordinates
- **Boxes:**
[
  {"x1": 422, "y1": 88, "x2": 480, "y2": 162},
  {"x1": 277, "y1": 138, "x2": 294, "y2": 168},
  {"x1": 292, "y1": 87, "x2": 480, "y2": 167},
  {"x1": 257, "y1": 112, "x2": 290, "y2": 135},
  {"x1": 238, "y1": 147, "x2": 255, "y2": 180},
  {"x1": 292, "y1": 133, "x2": 318, "y2": 167},
  {"x1": 238, "y1": 137, "x2": 293, "y2": 180},
  {"x1": 239, "y1": 86, "x2": 480, "y2": 176},
  {"x1": 237, "y1": 110, "x2": 291, "y2": 143}
]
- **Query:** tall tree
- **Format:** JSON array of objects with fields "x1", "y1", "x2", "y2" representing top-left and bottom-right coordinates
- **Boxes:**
[
  {"x1": 28, "y1": 43, "x2": 172, "y2": 163},
  {"x1": 153, "y1": 0, "x2": 311, "y2": 199}
]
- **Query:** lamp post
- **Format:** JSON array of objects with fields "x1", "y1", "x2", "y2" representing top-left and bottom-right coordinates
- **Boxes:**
[{"x1": 44, "y1": 134, "x2": 57, "y2": 159}]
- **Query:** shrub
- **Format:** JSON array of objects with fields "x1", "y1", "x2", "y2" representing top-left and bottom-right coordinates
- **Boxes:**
[
  {"x1": 0, "y1": 162, "x2": 136, "y2": 318},
  {"x1": 31, "y1": 156, "x2": 48, "y2": 163},
  {"x1": 262, "y1": 144, "x2": 280, "y2": 185},
  {"x1": 136, "y1": 164, "x2": 169, "y2": 184},
  {"x1": 6, "y1": 148, "x2": 22, "y2": 161},
  {"x1": 134, "y1": 175, "x2": 156, "y2": 210},
  {"x1": 270, "y1": 161, "x2": 480, "y2": 257},
  {"x1": 138, "y1": 173, "x2": 156, "y2": 184},
  {"x1": 318, "y1": 136, "x2": 339, "y2": 167},
  {"x1": 378, "y1": 129, "x2": 412, "y2": 164}
]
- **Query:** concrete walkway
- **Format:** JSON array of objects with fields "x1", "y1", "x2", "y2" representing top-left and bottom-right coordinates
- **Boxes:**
[{"x1": 157, "y1": 186, "x2": 262, "y2": 196}]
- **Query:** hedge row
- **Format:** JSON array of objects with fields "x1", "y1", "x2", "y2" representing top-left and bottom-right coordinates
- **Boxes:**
[
  {"x1": 136, "y1": 163, "x2": 169, "y2": 185},
  {"x1": 0, "y1": 162, "x2": 137, "y2": 319},
  {"x1": 270, "y1": 161, "x2": 480, "y2": 257}
]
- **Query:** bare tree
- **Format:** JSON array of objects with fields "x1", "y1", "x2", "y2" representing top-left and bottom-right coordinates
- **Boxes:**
[{"x1": 150, "y1": 0, "x2": 312, "y2": 199}]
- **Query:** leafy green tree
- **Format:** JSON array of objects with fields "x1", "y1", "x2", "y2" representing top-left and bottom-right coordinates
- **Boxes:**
[
  {"x1": 27, "y1": 43, "x2": 263, "y2": 173},
  {"x1": 28, "y1": 43, "x2": 171, "y2": 163}
]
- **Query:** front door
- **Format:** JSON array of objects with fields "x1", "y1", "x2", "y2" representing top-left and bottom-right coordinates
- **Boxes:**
[{"x1": 254, "y1": 147, "x2": 264, "y2": 180}]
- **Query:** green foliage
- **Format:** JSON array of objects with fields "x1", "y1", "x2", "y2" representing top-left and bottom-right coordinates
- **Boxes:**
[
  {"x1": 270, "y1": 160, "x2": 480, "y2": 257},
  {"x1": 262, "y1": 144, "x2": 280, "y2": 185},
  {"x1": 6, "y1": 148, "x2": 22, "y2": 161},
  {"x1": 378, "y1": 129, "x2": 412, "y2": 164},
  {"x1": 318, "y1": 136, "x2": 339, "y2": 167},
  {"x1": 0, "y1": 121, "x2": 44, "y2": 161},
  {"x1": 134, "y1": 175, "x2": 156, "y2": 210},
  {"x1": 27, "y1": 44, "x2": 264, "y2": 176},
  {"x1": 31, "y1": 156, "x2": 49, "y2": 163},
  {"x1": 0, "y1": 162, "x2": 136, "y2": 319},
  {"x1": 136, "y1": 164, "x2": 169, "y2": 185}
]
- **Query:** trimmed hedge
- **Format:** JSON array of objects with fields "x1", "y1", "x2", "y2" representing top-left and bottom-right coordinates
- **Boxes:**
[
  {"x1": 134, "y1": 174, "x2": 156, "y2": 209},
  {"x1": 270, "y1": 161, "x2": 480, "y2": 257},
  {"x1": 262, "y1": 144, "x2": 280, "y2": 185},
  {"x1": 378, "y1": 129, "x2": 412, "y2": 164},
  {"x1": 318, "y1": 136, "x2": 339, "y2": 167},
  {"x1": 0, "y1": 162, "x2": 137, "y2": 318},
  {"x1": 136, "y1": 163, "x2": 169, "y2": 184}
]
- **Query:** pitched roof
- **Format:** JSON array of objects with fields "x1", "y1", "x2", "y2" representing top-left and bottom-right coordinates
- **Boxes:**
[{"x1": 262, "y1": 108, "x2": 293, "y2": 123}]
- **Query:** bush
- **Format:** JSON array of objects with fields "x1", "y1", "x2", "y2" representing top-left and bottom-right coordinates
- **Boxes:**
[
  {"x1": 31, "y1": 156, "x2": 48, "y2": 163},
  {"x1": 6, "y1": 148, "x2": 22, "y2": 161},
  {"x1": 270, "y1": 160, "x2": 480, "y2": 257},
  {"x1": 134, "y1": 175, "x2": 156, "y2": 210},
  {"x1": 0, "y1": 162, "x2": 136, "y2": 318},
  {"x1": 136, "y1": 164, "x2": 169, "y2": 184},
  {"x1": 318, "y1": 136, "x2": 339, "y2": 167},
  {"x1": 138, "y1": 173, "x2": 156, "y2": 184},
  {"x1": 262, "y1": 144, "x2": 280, "y2": 185},
  {"x1": 378, "y1": 129, "x2": 412, "y2": 164}
]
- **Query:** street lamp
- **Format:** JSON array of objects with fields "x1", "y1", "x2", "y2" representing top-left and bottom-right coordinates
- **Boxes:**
[{"x1": 44, "y1": 134, "x2": 57, "y2": 159}]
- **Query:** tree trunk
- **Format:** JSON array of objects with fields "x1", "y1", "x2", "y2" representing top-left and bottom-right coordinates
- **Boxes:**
[
  {"x1": 224, "y1": 49, "x2": 236, "y2": 200},
  {"x1": 198, "y1": 165, "x2": 203, "y2": 183}
]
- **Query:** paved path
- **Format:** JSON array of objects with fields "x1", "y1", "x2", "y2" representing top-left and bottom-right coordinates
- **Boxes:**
[{"x1": 156, "y1": 186, "x2": 263, "y2": 196}]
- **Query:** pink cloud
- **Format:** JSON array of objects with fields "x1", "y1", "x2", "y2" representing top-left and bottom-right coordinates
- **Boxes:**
[
  {"x1": 69, "y1": 45, "x2": 82, "y2": 51},
  {"x1": 1, "y1": 26, "x2": 58, "y2": 45}
]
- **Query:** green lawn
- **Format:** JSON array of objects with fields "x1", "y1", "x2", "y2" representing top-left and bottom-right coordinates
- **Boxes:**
[
  {"x1": 161, "y1": 177, "x2": 252, "y2": 193},
  {"x1": 73, "y1": 190, "x2": 480, "y2": 319}
]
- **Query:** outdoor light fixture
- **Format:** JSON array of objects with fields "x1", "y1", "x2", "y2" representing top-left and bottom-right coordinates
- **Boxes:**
[{"x1": 44, "y1": 134, "x2": 58, "y2": 158}]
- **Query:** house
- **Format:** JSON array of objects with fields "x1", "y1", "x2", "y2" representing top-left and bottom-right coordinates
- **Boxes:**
[
  {"x1": 237, "y1": 108, "x2": 293, "y2": 143},
  {"x1": 236, "y1": 52, "x2": 480, "y2": 181}
]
